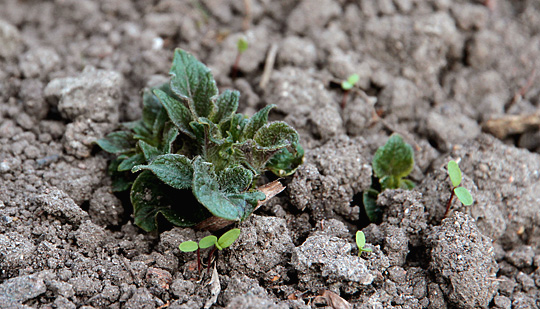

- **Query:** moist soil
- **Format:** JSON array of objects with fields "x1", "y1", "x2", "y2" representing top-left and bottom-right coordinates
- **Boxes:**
[{"x1": 1, "y1": 1, "x2": 540, "y2": 308}]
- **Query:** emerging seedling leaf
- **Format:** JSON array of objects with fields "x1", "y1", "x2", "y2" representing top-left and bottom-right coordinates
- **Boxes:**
[
  {"x1": 237, "y1": 37, "x2": 248, "y2": 53},
  {"x1": 179, "y1": 241, "x2": 198, "y2": 252},
  {"x1": 447, "y1": 160, "x2": 462, "y2": 187},
  {"x1": 216, "y1": 228, "x2": 241, "y2": 250},
  {"x1": 199, "y1": 235, "x2": 218, "y2": 249},
  {"x1": 355, "y1": 231, "x2": 372, "y2": 256},
  {"x1": 372, "y1": 134, "x2": 415, "y2": 190},
  {"x1": 341, "y1": 74, "x2": 359, "y2": 91},
  {"x1": 454, "y1": 187, "x2": 473, "y2": 206}
]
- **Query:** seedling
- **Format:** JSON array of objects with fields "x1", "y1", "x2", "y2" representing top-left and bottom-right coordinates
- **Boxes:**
[
  {"x1": 97, "y1": 49, "x2": 303, "y2": 232},
  {"x1": 340, "y1": 74, "x2": 359, "y2": 109},
  {"x1": 231, "y1": 37, "x2": 248, "y2": 78},
  {"x1": 363, "y1": 134, "x2": 415, "y2": 222},
  {"x1": 355, "y1": 231, "x2": 372, "y2": 256},
  {"x1": 443, "y1": 160, "x2": 473, "y2": 218},
  {"x1": 179, "y1": 228, "x2": 241, "y2": 277}
]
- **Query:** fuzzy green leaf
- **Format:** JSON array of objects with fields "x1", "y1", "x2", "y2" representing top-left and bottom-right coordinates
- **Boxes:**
[
  {"x1": 131, "y1": 171, "x2": 209, "y2": 231},
  {"x1": 118, "y1": 153, "x2": 145, "y2": 172},
  {"x1": 97, "y1": 131, "x2": 134, "y2": 154},
  {"x1": 162, "y1": 125, "x2": 179, "y2": 153},
  {"x1": 400, "y1": 179, "x2": 416, "y2": 190},
  {"x1": 216, "y1": 228, "x2": 241, "y2": 250},
  {"x1": 372, "y1": 134, "x2": 414, "y2": 190},
  {"x1": 192, "y1": 158, "x2": 265, "y2": 221},
  {"x1": 218, "y1": 165, "x2": 253, "y2": 193},
  {"x1": 266, "y1": 141, "x2": 305, "y2": 177},
  {"x1": 199, "y1": 235, "x2": 217, "y2": 249},
  {"x1": 142, "y1": 87, "x2": 163, "y2": 128},
  {"x1": 363, "y1": 189, "x2": 381, "y2": 223},
  {"x1": 179, "y1": 241, "x2": 198, "y2": 252},
  {"x1": 139, "y1": 140, "x2": 161, "y2": 162},
  {"x1": 454, "y1": 187, "x2": 473, "y2": 206},
  {"x1": 254, "y1": 121, "x2": 298, "y2": 150},
  {"x1": 154, "y1": 88, "x2": 194, "y2": 139},
  {"x1": 132, "y1": 154, "x2": 193, "y2": 190},
  {"x1": 448, "y1": 160, "x2": 462, "y2": 188},
  {"x1": 210, "y1": 90, "x2": 239, "y2": 124},
  {"x1": 169, "y1": 49, "x2": 217, "y2": 118},
  {"x1": 242, "y1": 105, "x2": 275, "y2": 141}
]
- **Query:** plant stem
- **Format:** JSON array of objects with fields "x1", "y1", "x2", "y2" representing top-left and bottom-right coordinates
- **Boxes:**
[
  {"x1": 206, "y1": 247, "x2": 217, "y2": 277},
  {"x1": 341, "y1": 90, "x2": 349, "y2": 109},
  {"x1": 197, "y1": 248, "x2": 201, "y2": 276},
  {"x1": 443, "y1": 188, "x2": 455, "y2": 218},
  {"x1": 231, "y1": 52, "x2": 242, "y2": 79}
]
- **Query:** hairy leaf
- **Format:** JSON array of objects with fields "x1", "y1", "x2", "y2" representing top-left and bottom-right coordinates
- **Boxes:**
[
  {"x1": 154, "y1": 88, "x2": 194, "y2": 138},
  {"x1": 118, "y1": 153, "x2": 145, "y2": 172},
  {"x1": 132, "y1": 154, "x2": 193, "y2": 190},
  {"x1": 448, "y1": 160, "x2": 462, "y2": 188},
  {"x1": 266, "y1": 141, "x2": 304, "y2": 177},
  {"x1": 210, "y1": 90, "x2": 239, "y2": 124},
  {"x1": 254, "y1": 121, "x2": 298, "y2": 150},
  {"x1": 131, "y1": 171, "x2": 209, "y2": 231},
  {"x1": 139, "y1": 140, "x2": 161, "y2": 162},
  {"x1": 242, "y1": 105, "x2": 275, "y2": 141},
  {"x1": 363, "y1": 189, "x2": 382, "y2": 223},
  {"x1": 372, "y1": 134, "x2": 414, "y2": 190},
  {"x1": 192, "y1": 158, "x2": 265, "y2": 221},
  {"x1": 142, "y1": 87, "x2": 163, "y2": 128},
  {"x1": 454, "y1": 187, "x2": 473, "y2": 206},
  {"x1": 169, "y1": 49, "x2": 217, "y2": 118},
  {"x1": 218, "y1": 165, "x2": 253, "y2": 193},
  {"x1": 97, "y1": 131, "x2": 134, "y2": 154}
]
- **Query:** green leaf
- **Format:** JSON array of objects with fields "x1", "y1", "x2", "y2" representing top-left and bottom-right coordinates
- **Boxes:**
[
  {"x1": 266, "y1": 141, "x2": 305, "y2": 177},
  {"x1": 132, "y1": 154, "x2": 193, "y2": 190},
  {"x1": 179, "y1": 241, "x2": 198, "y2": 252},
  {"x1": 448, "y1": 160, "x2": 462, "y2": 188},
  {"x1": 356, "y1": 231, "x2": 366, "y2": 250},
  {"x1": 216, "y1": 228, "x2": 241, "y2": 250},
  {"x1": 96, "y1": 131, "x2": 134, "y2": 154},
  {"x1": 348, "y1": 74, "x2": 359, "y2": 85},
  {"x1": 142, "y1": 87, "x2": 164, "y2": 128},
  {"x1": 118, "y1": 153, "x2": 145, "y2": 171},
  {"x1": 372, "y1": 134, "x2": 414, "y2": 186},
  {"x1": 242, "y1": 105, "x2": 275, "y2": 141},
  {"x1": 192, "y1": 158, "x2": 265, "y2": 221},
  {"x1": 169, "y1": 49, "x2": 217, "y2": 118},
  {"x1": 139, "y1": 140, "x2": 161, "y2": 162},
  {"x1": 363, "y1": 189, "x2": 381, "y2": 223},
  {"x1": 218, "y1": 165, "x2": 253, "y2": 193},
  {"x1": 400, "y1": 179, "x2": 415, "y2": 190},
  {"x1": 210, "y1": 90, "x2": 239, "y2": 124},
  {"x1": 341, "y1": 81, "x2": 353, "y2": 90},
  {"x1": 454, "y1": 187, "x2": 473, "y2": 206},
  {"x1": 162, "y1": 125, "x2": 179, "y2": 153},
  {"x1": 131, "y1": 171, "x2": 210, "y2": 231},
  {"x1": 237, "y1": 38, "x2": 248, "y2": 53},
  {"x1": 154, "y1": 88, "x2": 194, "y2": 139},
  {"x1": 253, "y1": 121, "x2": 298, "y2": 150},
  {"x1": 199, "y1": 235, "x2": 217, "y2": 249}
]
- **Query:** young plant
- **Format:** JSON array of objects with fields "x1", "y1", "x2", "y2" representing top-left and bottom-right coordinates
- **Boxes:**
[
  {"x1": 341, "y1": 73, "x2": 359, "y2": 109},
  {"x1": 179, "y1": 228, "x2": 241, "y2": 276},
  {"x1": 443, "y1": 160, "x2": 473, "y2": 218},
  {"x1": 231, "y1": 37, "x2": 248, "y2": 78},
  {"x1": 363, "y1": 134, "x2": 415, "y2": 223},
  {"x1": 97, "y1": 49, "x2": 303, "y2": 232},
  {"x1": 355, "y1": 231, "x2": 372, "y2": 256}
]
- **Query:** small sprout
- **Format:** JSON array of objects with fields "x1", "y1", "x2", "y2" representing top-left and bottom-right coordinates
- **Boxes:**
[
  {"x1": 232, "y1": 37, "x2": 248, "y2": 78},
  {"x1": 216, "y1": 228, "x2": 241, "y2": 250},
  {"x1": 444, "y1": 160, "x2": 473, "y2": 218},
  {"x1": 340, "y1": 74, "x2": 359, "y2": 109},
  {"x1": 199, "y1": 235, "x2": 218, "y2": 249},
  {"x1": 178, "y1": 240, "x2": 198, "y2": 252},
  {"x1": 355, "y1": 231, "x2": 372, "y2": 256}
]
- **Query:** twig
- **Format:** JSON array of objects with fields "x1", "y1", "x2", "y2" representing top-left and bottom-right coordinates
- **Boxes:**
[{"x1": 259, "y1": 43, "x2": 278, "y2": 90}]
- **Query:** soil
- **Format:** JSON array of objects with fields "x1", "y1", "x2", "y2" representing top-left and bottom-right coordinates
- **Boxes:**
[{"x1": 1, "y1": 0, "x2": 540, "y2": 308}]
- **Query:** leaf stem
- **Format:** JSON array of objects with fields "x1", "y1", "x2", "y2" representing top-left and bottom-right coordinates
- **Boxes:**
[
  {"x1": 443, "y1": 188, "x2": 455, "y2": 218},
  {"x1": 341, "y1": 90, "x2": 350, "y2": 109},
  {"x1": 197, "y1": 248, "x2": 201, "y2": 277},
  {"x1": 231, "y1": 52, "x2": 242, "y2": 79},
  {"x1": 206, "y1": 246, "x2": 217, "y2": 277}
]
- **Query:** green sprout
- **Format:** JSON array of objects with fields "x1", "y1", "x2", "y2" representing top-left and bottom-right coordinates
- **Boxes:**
[
  {"x1": 232, "y1": 37, "x2": 248, "y2": 78},
  {"x1": 340, "y1": 74, "x2": 359, "y2": 109},
  {"x1": 97, "y1": 49, "x2": 303, "y2": 232},
  {"x1": 363, "y1": 134, "x2": 415, "y2": 223},
  {"x1": 443, "y1": 160, "x2": 473, "y2": 218},
  {"x1": 355, "y1": 231, "x2": 372, "y2": 256},
  {"x1": 179, "y1": 228, "x2": 241, "y2": 277}
]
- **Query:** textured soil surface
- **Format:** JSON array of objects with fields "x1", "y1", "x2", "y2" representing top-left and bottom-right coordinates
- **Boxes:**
[{"x1": 1, "y1": 0, "x2": 540, "y2": 308}]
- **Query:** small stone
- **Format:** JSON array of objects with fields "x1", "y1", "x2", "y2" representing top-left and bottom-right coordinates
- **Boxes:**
[
  {"x1": 0, "y1": 19, "x2": 23, "y2": 58},
  {"x1": 0, "y1": 272, "x2": 47, "y2": 305},
  {"x1": 493, "y1": 295, "x2": 511, "y2": 309}
]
